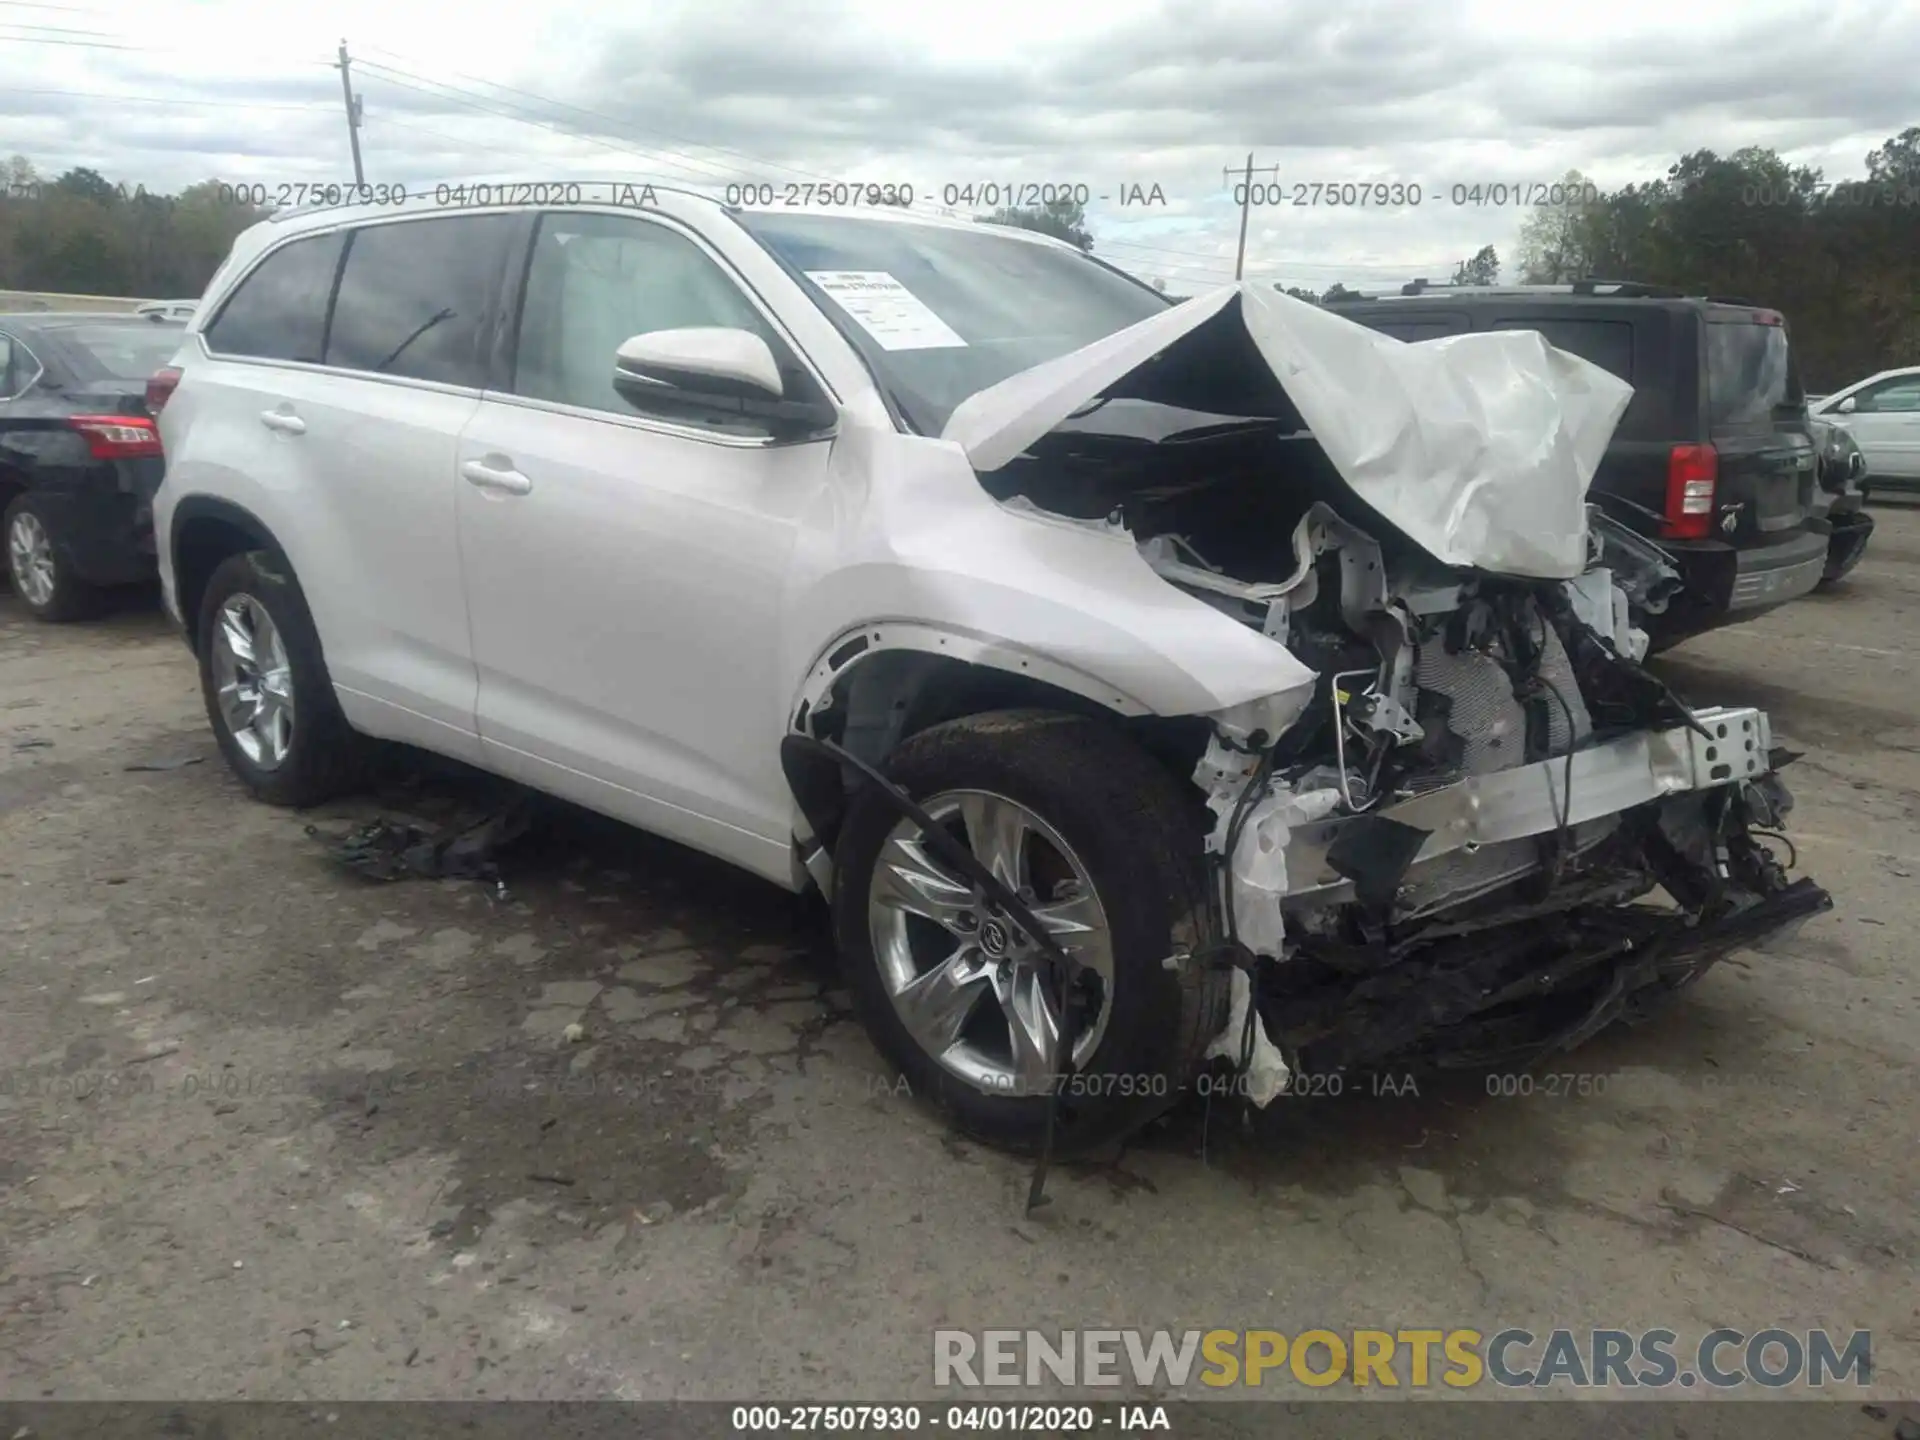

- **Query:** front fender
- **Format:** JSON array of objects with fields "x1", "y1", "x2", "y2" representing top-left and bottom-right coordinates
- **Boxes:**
[{"x1": 781, "y1": 432, "x2": 1315, "y2": 730}]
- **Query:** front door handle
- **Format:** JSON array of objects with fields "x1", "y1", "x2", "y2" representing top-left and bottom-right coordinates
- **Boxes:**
[
  {"x1": 460, "y1": 458, "x2": 532, "y2": 495},
  {"x1": 259, "y1": 409, "x2": 306, "y2": 435}
]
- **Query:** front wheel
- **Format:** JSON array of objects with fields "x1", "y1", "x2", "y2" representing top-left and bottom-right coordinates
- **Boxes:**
[{"x1": 831, "y1": 710, "x2": 1229, "y2": 1155}]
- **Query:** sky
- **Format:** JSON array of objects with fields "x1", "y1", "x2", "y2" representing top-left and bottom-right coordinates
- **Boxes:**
[{"x1": 3, "y1": 0, "x2": 1917, "y2": 293}]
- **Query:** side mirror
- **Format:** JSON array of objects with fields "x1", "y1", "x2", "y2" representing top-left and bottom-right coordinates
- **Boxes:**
[
  {"x1": 611, "y1": 327, "x2": 836, "y2": 438},
  {"x1": 1835, "y1": 395, "x2": 1858, "y2": 414}
]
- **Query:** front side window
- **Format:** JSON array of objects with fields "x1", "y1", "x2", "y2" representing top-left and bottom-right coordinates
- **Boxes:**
[
  {"x1": 1854, "y1": 377, "x2": 1920, "y2": 413},
  {"x1": 325, "y1": 215, "x2": 517, "y2": 387},
  {"x1": 511, "y1": 211, "x2": 778, "y2": 418},
  {"x1": 203, "y1": 231, "x2": 344, "y2": 364}
]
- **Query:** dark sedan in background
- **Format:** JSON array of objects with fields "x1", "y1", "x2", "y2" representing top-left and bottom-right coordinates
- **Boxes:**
[{"x1": 1, "y1": 313, "x2": 184, "y2": 621}]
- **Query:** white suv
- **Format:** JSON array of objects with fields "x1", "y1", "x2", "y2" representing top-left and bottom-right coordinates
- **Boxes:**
[{"x1": 151, "y1": 183, "x2": 1828, "y2": 1154}]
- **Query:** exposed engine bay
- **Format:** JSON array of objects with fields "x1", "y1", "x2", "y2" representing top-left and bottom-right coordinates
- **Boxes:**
[{"x1": 991, "y1": 408, "x2": 1831, "y2": 1095}]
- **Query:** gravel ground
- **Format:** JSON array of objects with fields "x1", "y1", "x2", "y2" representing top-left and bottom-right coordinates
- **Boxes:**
[{"x1": 1, "y1": 505, "x2": 1916, "y2": 1412}]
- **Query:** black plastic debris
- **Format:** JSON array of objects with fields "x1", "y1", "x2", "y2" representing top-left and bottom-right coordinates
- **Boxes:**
[
  {"x1": 124, "y1": 755, "x2": 205, "y2": 772},
  {"x1": 1326, "y1": 813, "x2": 1431, "y2": 909},
  {"x1": 307, "y1": 791, "x2": 538, "y2": 892}
]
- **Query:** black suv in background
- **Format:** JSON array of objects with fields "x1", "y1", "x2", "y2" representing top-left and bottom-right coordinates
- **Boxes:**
[{"x1": 1323, "y1": 281, "x2": 1824, "y2": 650}]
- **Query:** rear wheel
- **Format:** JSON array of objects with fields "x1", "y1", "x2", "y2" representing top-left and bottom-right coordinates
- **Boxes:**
[
  {"x1": 832, "y1": 710, "x2": 1228, "y2": 1155},
  {"x1": 6, "y1": 495, "x2": 103, "y2": 622},
  {"x1": 197, "y1": 550, "x2": 371, "y2": 806}
]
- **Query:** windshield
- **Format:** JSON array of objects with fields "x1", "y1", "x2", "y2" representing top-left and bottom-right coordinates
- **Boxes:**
[
  {"x1": 56, "y1": 324, "x2": 187, "y2": 382},
  {"x1": 1706, "y1": 319, "x2": 1802, "y2": 428},
  {"x1": 738, "y1": 212, "x2": 1170, "y2": 434}
]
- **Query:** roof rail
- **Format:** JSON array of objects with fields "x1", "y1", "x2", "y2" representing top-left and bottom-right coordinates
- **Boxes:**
[{"x1": 1568, "y1": 278, "x2": 1684, "y2": 298}]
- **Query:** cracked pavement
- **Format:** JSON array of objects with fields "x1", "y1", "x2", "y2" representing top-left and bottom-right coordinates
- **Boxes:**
[{"x1": 1, "y1": 507, "x2": 1917, "y2": 1407}]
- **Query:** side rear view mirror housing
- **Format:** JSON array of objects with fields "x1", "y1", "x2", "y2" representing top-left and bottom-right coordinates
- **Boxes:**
[
  {"x1": 611, "y1": 328, "x2": 836, "y2": 439},
  {"x1": 1835, "y1": 395, "x2": 1858, "y2": 414}
]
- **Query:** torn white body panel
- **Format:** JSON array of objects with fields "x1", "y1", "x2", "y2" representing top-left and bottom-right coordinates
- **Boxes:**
[
  {"x1": 1203, "y1": 968, "x2": 1290, "y2": 1107},
  {"x1": 1194, "y1": 736, "x2": 1341, "y2": 958},
  {"x1": 943, "y1": 282, "x2": 1634, "y2": 579}
]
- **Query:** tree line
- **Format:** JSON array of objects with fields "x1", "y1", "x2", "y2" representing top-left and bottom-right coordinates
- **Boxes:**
[
  {"x1": 1507, "y1": 129, "x2": 1920, "y2": 390},
  {"x1": 0, "y1": 157, "x2": 270, "y2": 301},
  {"x1": 1278, "y1": 128, "x2": 1919, "y2": 392}
]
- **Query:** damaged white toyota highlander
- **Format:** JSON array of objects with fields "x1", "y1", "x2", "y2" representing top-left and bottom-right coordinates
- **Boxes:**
[{"x1": 151, "y1": 187, "x2": 1831, "y2": 1162}]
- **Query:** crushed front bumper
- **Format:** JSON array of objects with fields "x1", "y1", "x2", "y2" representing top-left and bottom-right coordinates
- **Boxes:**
[
  {"x1": 1263, "y1": 870, "x2": 1833, "y2": 1074},
  {"x1": 1279, "y1": 706, "x2": 1775, "y2": 909},
  {"x1": 1231, "y1": 704, "x2": 1832, "y2": 1075}
]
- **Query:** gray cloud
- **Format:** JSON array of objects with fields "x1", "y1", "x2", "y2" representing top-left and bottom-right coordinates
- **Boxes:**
[{"x1": 3, "y1": 0, "x2": 1915, "y2": 290}]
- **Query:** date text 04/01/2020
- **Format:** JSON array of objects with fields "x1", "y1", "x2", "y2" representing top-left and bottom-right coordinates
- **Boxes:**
[
  {"x1": 721, "y1": 181, "x2": 1171, "y2": 208},
  {"x1": 1231, "y1": 180, "x2": 1604, "y2": 206},
  {"x1": 208, "y1": 181, "x2": 664, "y2": 211},
  {"x1": 728, "y1": 1403, "x2": 1172, "y2": 1431}
]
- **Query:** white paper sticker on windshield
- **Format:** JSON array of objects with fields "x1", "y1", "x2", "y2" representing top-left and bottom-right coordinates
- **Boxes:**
[{"x1": 803, "y1": 270, "x2": 968, "y2": 351}]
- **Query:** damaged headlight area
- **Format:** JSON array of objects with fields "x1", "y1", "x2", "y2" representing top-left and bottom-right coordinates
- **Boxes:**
[{"x1": 1175, "y1": 505, "x2": 1831, "y2": 1098}]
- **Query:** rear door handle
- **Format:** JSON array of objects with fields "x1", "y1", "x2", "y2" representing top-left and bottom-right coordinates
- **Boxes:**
[
  {"x1": 460, "y1": 458, "x2": 532, "y2": 495},
  {"x1": 259, "y1": 409, "x2": 305, "y2": 435}
]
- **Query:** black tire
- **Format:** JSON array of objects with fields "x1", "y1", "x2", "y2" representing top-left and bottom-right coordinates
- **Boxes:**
[
  {"x1": 1818, "y1": 540, "x2": 1868, "y2": 589},
  {"x1": 5, "y1": 493, "x2": 104, "y2": 622},
  {"x1": 831, "y1": 709, "x2": 1229, "y2": 1156},
  {"x1": 196, "y1": 549, "x2": 371, "y2": 807}
]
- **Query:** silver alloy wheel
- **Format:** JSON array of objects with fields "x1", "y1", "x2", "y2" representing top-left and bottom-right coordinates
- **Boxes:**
[
  {"x1": 866, "y1": 788, "x2": 1116, "y2": 1098},
  {"x1": 8, "y1": 510, "x2": 57, "y2": 610},
  {"x1": 210, "y1": 593, "x2": 295, "y2": 769}
]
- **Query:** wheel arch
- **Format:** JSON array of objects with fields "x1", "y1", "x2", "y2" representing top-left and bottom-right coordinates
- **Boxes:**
[
  {"x1": 781, "y1": 622, "x2": 1211, "y2": 892},
  {"x1": 170, "y1": 496, "x2": 283, "y2": 655},
  {"x1": 0, "y1": 458, "x2": 33, "y2": 524}
]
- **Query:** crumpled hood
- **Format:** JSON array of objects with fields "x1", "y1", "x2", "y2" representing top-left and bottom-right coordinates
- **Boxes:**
[{"x1": 941, "y1": 282, "x2": 1634, "y2": 579}]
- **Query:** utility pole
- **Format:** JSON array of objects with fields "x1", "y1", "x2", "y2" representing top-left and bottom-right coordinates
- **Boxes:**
[
  {"x1": 336, "y1": 40, "x2": 365, "y2": 187},
  {"x1": 1223, "y1": 153, "x2": 1281, "y2": 282}
]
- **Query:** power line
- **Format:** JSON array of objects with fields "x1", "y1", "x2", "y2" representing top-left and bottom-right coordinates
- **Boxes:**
[
  {"x1": 351, "y1": 61, "x2": 1276, "y2": 268},
  {"x1": 0, "y1": 26, "x2": 332, "y2": 62},
  {"x1": 0, "y1": 27, "x2": 138, "y2": 48},
  {"x1": 0, "y1": 16, "x2": 1417, "y2": 273},
  {"x1": 358, "y1": 44, "x2": 841, "y2": 190},
  {"x1": 350, "y1": 66, "x2": 734, "y2": 186},
  {"x1": 4, "y1": 85, "x2": 336, "y2": 112},
  {"x1": 1, "y1": 28, "x2": 1472, "y2": 280}
]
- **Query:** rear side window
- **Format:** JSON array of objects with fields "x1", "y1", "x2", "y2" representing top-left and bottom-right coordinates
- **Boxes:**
[
  {"x1": 1360, "y1": 316, "x2": 1469, "y2": 342},
  {"x1": 325, "y1": 215, "x2": 517, "y2": 387},
  {"x1": 1492, "y1": 318, "x2": 1635, "y2": 383},
  {"x1": 1706, "y1": 320, "x2": 1800, "y2": 428},
  {"x1": 203, "y1": 232, "x2": 344, "y2": 363}
]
